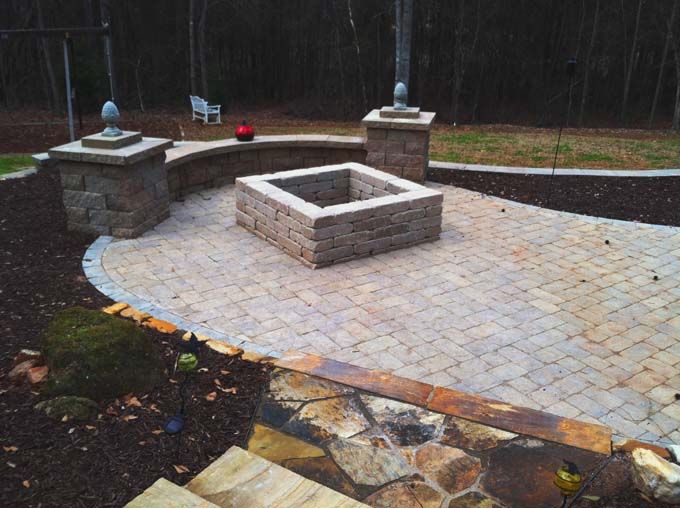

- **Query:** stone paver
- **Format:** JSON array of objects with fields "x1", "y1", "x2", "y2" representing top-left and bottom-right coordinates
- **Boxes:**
[{"x1": 99, "y1": 183, "x2": 680, "y2": 444}]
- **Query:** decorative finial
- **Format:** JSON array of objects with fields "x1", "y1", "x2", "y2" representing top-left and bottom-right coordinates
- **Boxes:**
[
  {"x1": 101, "y1": 101, "x2": 123, "y2": 137},
  {"x1": 393, "y1": 82, "x2": 408, "y2": 110}
]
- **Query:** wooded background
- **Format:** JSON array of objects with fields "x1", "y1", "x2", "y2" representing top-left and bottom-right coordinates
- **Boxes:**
[{"x1": 1, "y1": 0, "x2": 679, "y2": 128}]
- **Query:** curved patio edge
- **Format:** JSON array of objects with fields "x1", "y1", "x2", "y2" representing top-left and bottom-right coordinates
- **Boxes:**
[
  {"x1": 429, "y1": 160, "x2": 680, "y2": 178},
  {"x1": 82, "y1": 235, "x2": 282, "y2": 360}
]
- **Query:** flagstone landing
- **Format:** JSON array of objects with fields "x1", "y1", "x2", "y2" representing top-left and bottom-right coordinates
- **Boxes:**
[
  {"x1": 245, "y1": 369, "x2": 625, "y2": 508},
  {"x1": 90, "y1": 182, "x2": 680, "y2": 444}
]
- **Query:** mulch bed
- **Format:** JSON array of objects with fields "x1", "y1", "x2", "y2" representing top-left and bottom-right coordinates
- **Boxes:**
[
  {"x1": 428, "y1": 168, "x2": 680, "y2": 227},
  {"x1": 0, "y1": 172, "x2": 270, "y2": 507}
]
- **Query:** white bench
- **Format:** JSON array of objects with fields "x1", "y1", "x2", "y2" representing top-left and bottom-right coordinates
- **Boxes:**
[{"x1": 189, "y1": 95, "x2": 221, "y2": 125}]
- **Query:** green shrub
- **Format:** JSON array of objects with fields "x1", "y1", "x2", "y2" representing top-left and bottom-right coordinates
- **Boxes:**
[{"x1": 43, "y1": 307, "x2": 164, "y2": 401}]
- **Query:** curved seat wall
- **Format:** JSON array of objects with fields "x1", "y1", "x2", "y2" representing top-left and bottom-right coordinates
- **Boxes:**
[{"x1": 164, "y1": 135, "x2": 366, "y2": 199}]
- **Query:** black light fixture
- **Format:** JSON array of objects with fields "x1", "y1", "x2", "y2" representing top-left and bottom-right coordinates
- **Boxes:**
[{"x1": 164, "y1": 332, "x2": 202, "y2": 458}]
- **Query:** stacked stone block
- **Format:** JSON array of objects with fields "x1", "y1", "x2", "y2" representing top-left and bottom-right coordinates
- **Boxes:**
[
  {"x1": 236, "y1": 163, "x2": 443, "y2": 269},
  {"x1": 167, "y1": 145, "x2": 366, "y2": 200},
  {"x1": 49, "y1": 136, "x2": 172, "y2": 238},
  {"x1": 361, "y1": 109, "x2": 436, "y2": 183}
]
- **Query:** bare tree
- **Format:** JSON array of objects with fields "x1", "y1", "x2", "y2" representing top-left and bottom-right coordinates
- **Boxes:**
[
  {"x1": 198, "y1": 0, "x2": 209, "y2": 99},
  {"x1": 673, "y1": 30, "x2": 680, "y2": 130},
  {"x1": 649, "y1": 0, "x2": 678, "y2": 128},
  {"x1": 189, "y1": 0, "x2": 198, "y2": 95},
  {"x1": 450, "y1": 0, "x2": 480, "y2": 124},
  {"x1": 394, "y1": 0, "x2": 413, "y2": 93},
  {"x1": 579, "y1": 0, "x2": 600, "y2": 126},
  {"x1": 347, "y1": 0, "x2": 367, "y2": 113},
  {"x1": 35, "y1": 0, "x2": 60, "y2": 113},
  {"x1": 621, "y1": 0, "x2": 643, "y2": 123}
]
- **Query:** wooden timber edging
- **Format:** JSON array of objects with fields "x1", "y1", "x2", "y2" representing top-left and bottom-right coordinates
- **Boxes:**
[{"x1": 273, "y1": 350, "x2": 613, "y2": 456}]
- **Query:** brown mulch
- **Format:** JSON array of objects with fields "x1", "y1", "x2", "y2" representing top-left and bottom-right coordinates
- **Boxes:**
[
  {"x1": 0, "y1": 172, "x2": 270, "y2": 507},
  {"x1": 428, "y1": 167, "x2": 680, "y2": 227}
]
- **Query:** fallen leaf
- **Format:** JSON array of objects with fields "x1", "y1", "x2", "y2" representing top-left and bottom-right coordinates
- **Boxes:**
[
  {"x1": 169, "y1": 379, "x2": 178, "y2": 384},
  {"x1": 85, "y1": 425, "x2": 96, "y2": 430},
  {"x1": 121, "y1": 415, "x2": 138, "y2": 422},
  {"x1": 205, "y1": 391, "x2": 217, "y2": 402},
  {"x1": 105, "y1": 406, "x2": 118, "y2": 416},
  {"x1": 151, "y1": 429, "x2": 163, "y2": 435},
  {"x1": 61, "y1": 415, "x2": 69, "y2": 422},
  {"x1": 582, "y1": 496, "x2": 600, "y2": 502},
  {"x1": 220, "y1": 370, "x2": 230, "y2": 375},
  {"x1": 148, "y1": 403, "x2": 160, "y2": 413},
  {"x1": 138, "y1": 441, "x2": 146, "y2": 446},
  {"x1": 213, "y1": 378, "x2": 222, "y2": 387},
  {"x1": 3, "y1": 446, "x2": 18, "y2": 453},
  {"x1": 173, "y1": 464, "x2": 189, "y2": 474},
  {"x1": 22, "y1": 480, "x2": 30, "y2": 488},
  {"x1": 122, "y1": 394, "x2": 142, "y2": 407},
  {"x1": 198, "y1": 367, "x2": 208, "y2": 373},
  {"x1": 218, "y1": 386, "x2": 238, "y2": 394}
]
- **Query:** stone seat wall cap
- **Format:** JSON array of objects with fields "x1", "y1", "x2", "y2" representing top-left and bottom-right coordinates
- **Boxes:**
[{"x1": 361, "y1": 109, "x2": 436, "y2": 130}]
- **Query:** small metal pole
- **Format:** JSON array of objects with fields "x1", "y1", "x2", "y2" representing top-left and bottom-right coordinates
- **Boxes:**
[{"x1": 62, "y1": 35, "x2": 75, "y2": 141}]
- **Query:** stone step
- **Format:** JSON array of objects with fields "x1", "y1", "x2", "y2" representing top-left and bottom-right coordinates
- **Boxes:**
[
  {"x1": 124, "y1": 478, "x2": 220, "y2": 508},
  {"x1": 186, "y1": 446, "x2": 368, "y2": 508}
]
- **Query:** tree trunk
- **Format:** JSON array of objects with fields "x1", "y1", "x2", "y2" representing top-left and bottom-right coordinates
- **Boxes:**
[
  {"x1": 394, "y1": 0, "x2": 413, "y2": 93},
  {"x1": 198, "y1": 0, "x2": 209, "y2": 99},
  {"x1": 35, "y1": 0, "x2": 60, "y2": 114},
  {"x1": 189, "y1": 0, "x2": 198, "y2": 96},
  {"x1": 347, "y1": 0, "x2": 367, "y2": 113},
  {"x1": 621, "y1": 0, "x2": 643, "y2": 124},
  {"x1": 673, "y1": 31, "x2": 680, "y2": 130},
  {"x1": 579, "y1": 0, "x2": 600, "y2": 126},
  {"x1": 649, "y1": 0, "x2": 678, "y2": 128}
]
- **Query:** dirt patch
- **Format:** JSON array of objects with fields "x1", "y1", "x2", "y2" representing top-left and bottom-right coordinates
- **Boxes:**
[
  {"x1": 0, "y1": 172, "x2": 270, "y2": 507},
  {"x1": 428, "y1": 167, "x2": 680, "y2": 227}
]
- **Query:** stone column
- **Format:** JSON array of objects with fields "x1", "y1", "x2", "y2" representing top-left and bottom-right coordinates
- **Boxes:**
[
  {"x1": 49, "y1": 131, "x2": 173, "y2": 238},
  {"x1": 361, "y1": 107, "x2": 435, "y2": 183}
]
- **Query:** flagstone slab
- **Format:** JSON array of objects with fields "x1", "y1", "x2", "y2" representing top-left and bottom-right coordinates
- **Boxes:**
[
  {"x1": 441, "y1": 416, "x2": 517, "y2": 451},
  {"x1": 363, "y1": 480, "x2": 445, "y2": 508},
  {"x1": 414, "y1": 442, "x2": 481, "y2": 494},
  {"x1": 327, "y1": 437, "x2": 412, "y2": 487},
  {"x1": 428, "y1": 387, "x2": 612, "y2": 455},
  {"x1": 186, "y1": 446, "x2": 368, "y2": 507},
  {"x1": 246, "y1": 423, "x2": 325, "y2": 464},
  {"x1": 360, "y1": 394, "x2": 445, "y2": 446},
  {"x1": 283, "y1": 456, "x2": 358, "y2": 499},
  {"x1": 124, "y1": 478, "x2": 219, "y2": 508},
  {"x1": 448, "y1": 492, "x2": 506, "y2": 508},
  {"x1": 259, "y1": 397, "x2": 303, "y2": 427},
  {"x1": 270, "y1": 370, "x2": 355, "y2": 401},
  {"x1": 283, "y1": 396, "x2": 371, "y2": 444},
  {"x1": 274, "y1": 352, "x2": 433, "y2": 407}
]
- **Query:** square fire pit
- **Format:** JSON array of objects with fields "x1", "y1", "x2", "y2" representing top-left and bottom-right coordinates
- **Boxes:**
[{"x1": 235, "y1": 162, "x2": 443, "y2": 268}]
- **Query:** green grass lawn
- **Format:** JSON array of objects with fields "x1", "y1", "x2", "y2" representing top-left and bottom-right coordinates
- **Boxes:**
[
  {"x1": 429, "y1": 129, "x2": 680, "y2": 169},
  {"x1": 0, "y1": 155, "x2": 33, "y2": 176}
]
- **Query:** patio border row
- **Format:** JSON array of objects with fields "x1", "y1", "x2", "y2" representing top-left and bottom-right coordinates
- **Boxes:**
[{"x1": 429, "y1": 160, "x2": 680, "y2": 178}]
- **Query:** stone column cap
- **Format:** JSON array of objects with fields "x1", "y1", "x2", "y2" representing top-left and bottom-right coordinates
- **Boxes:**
[
  {"x1": 361, "y1": 109, "x2": 436, "y2": 131},
  {"x1": 49, "y1": 137, "x2": 173, "y2": 166}
]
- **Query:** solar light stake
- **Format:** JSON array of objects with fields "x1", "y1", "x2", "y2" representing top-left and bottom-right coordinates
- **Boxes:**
[
  {"x1": 164, "y1": 333, "x2": 201, "y2": 460},
  {"x1": 546, "y1": 58, "x2": 577, "y2": 209}
]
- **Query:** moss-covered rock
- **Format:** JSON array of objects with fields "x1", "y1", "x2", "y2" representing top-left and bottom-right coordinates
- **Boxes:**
[
  {"x1": 43, "y1": 307, "x2": 164, "y2": 401},
  {"x1": 35, "y1": 396, "x2": 99, "y2": 421}
]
